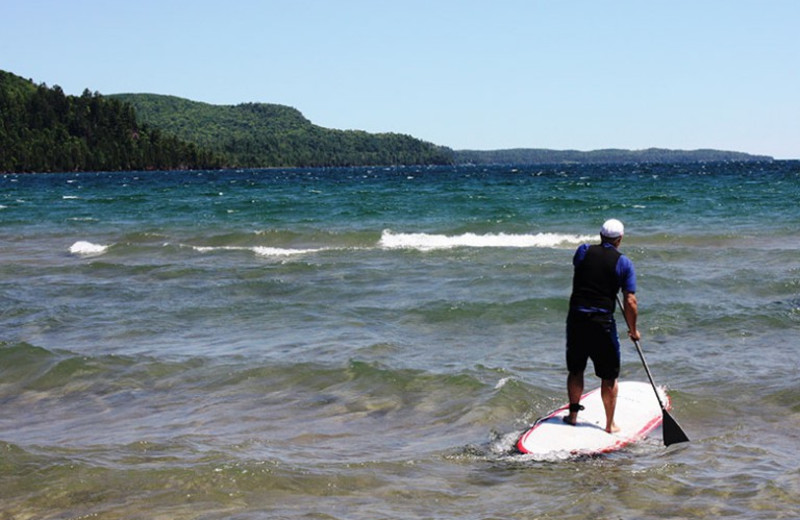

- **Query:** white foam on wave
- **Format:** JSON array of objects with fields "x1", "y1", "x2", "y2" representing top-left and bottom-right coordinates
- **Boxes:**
[
  {"x1": 69, "y1": 241, "x2": 110, "y2": 257},
  {"x1": 253, "y1": 247, "x2": 323, "y2": 257},
  {"x1": 495, "y1": 377, "x2": 513, "y2": 390},
  {"x1": 190, "y1": 245, "x2": 323, "y2": 257},
  {"x1": 379, "y1": 230, "x2": 593, "y2": 251}
]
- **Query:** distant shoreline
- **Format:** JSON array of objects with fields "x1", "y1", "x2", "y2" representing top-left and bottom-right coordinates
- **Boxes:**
[
  {"x1": 453, "y1": 147, "x2": 774, "y2": 165},
  {"x1": 6, "y1": 159, "x2": 795, "y2": 177},
  {"x1": 1, "y1": 70, "x2": 783, "y2": 174}
]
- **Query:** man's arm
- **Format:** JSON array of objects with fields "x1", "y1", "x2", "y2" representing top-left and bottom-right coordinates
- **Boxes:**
[{"x1": 623, "y1": 290, "x2": 640, "y2": 341}]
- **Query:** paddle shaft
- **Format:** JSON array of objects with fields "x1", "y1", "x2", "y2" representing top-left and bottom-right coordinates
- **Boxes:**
[
  {"x1": 614, "y1": 294, "x2": 689, "y2": 446},
  {"x1": 615, "y1": 295, "x2": 667, "y2": 410}
]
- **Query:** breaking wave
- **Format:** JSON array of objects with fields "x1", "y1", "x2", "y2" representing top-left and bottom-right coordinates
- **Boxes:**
[
  {"x1": 379, "y1": 230, "x2": 593, "y2": 251},
  {"x1": 69, "y1": 241, "x2": 110, "y2": 257}
]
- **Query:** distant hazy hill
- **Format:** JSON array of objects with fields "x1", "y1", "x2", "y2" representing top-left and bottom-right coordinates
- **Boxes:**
[
  {"x1": 110, "y1": 93, "x2": 454, "y2": 168},
  {"x1": 455, "y1": 147, "x2": 773, "y2": 165}
]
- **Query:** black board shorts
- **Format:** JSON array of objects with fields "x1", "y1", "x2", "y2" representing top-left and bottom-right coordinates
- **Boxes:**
[{"x1": 566, "y1": 309, "x2": 621, "y2": 380}]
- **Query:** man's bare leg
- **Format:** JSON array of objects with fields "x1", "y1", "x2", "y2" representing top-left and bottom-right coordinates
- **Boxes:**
[
  {"x1": 601, "y1": 378, "x2": 620, "y2": 433},
  {"x1": 565, "y1": 372, "x2": 584, "y2": 425}
]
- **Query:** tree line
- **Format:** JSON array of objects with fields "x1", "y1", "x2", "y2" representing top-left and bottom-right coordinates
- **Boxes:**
[
  {"x1": 111, "y1": 94, "x2": 455, "y2": 168},
  {"x1": 1, "y1": 71, "x2": 224, "y2": 173},
  {"x1": 3, "y1": 68, "x2": 773, "y2": 174}
]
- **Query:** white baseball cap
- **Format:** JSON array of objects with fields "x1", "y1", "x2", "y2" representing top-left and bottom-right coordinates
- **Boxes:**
[{"x1": 600, "y1": 219, "x2": 624, "y2": 238}]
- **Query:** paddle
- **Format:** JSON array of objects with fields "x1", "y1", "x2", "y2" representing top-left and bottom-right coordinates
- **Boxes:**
[{"x1": 616, "y1": 295, "x2": 689, "y2": 446}]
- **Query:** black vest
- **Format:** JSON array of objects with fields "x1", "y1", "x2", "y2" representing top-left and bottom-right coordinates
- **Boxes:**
[{"x1": 569, "y1": 244, "x2": 622, "y2": 313}]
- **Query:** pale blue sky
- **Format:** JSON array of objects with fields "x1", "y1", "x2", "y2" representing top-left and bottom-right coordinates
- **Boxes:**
[{"x1": 3, "y1": 0, "x2": 798, "y2": 158}]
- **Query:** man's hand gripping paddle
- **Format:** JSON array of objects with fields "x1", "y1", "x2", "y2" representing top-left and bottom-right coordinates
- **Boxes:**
[{"x1": 616, "y1": 295, "x2": 690, "y2": 447}]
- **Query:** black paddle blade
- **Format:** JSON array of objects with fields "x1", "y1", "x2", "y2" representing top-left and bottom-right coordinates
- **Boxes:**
[{"x1": 662, "y1": 409, "x2": 690, "y2": 446}]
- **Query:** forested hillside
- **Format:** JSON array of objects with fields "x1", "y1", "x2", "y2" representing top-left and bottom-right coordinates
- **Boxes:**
[
  {"x1": 111, "y1": 93, "x2": 454, "y2": 167},
  {"x1": 0, "y1": 71, "x2": 223, "y2": 173},
  {"x1": 3, "y1": 68, "x2": 775, "y2": 174}
]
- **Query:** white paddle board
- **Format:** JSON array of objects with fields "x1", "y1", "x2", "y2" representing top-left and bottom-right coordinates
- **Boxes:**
[{"x1": 516, "y1": 381, "x2": 669, "y2": 458}]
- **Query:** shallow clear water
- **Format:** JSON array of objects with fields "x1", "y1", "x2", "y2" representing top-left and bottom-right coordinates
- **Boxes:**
[{"x1": 1, "y1": 163, "x2": 799, "y2": 518}]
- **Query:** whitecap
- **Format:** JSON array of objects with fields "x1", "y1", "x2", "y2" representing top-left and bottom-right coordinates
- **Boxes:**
[
  {"x1": 379, "y1": 230, "x2": 593, "y2": 251},
  {"x1": 495, "y1": 377, "x2": 513, "y2": 390},
  {"x1": 191, "y1": 245, "x2": 219, "y2": 253},
  {"x1": 253, "y1": 247, "x2": 322, "y2": 257},
  {"x1": 189, "y1": 245, "x2": 322, "y2": 257},
  {"x1": 69, "y1": 241, "x2": 110, "y2": 257}
]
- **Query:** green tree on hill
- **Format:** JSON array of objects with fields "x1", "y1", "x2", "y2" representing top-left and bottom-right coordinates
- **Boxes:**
[
  {"x1": 112, "y1": 93, "x2": 455, "y2": 168},
  {"x1": 1, "y1": 70, "x2": 223, "y2": 173}
]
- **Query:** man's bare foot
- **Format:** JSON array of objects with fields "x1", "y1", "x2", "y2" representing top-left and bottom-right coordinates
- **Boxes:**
[
  {"x1": 563, "y1": 403, "x2": 583, "y2": 426},
  {"x1": 605, "y1": 423, "x2": 620, "y2": 434}
]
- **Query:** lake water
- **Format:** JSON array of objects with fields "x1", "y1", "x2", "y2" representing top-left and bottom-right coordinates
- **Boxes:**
[{"x1": 1, "y1": 162, "x2": 798, "y2": 519}]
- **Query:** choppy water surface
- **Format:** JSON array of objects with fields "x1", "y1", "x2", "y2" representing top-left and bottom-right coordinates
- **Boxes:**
[{"x1": 1, "y1": 163, "x2": 799, "y2": 519}]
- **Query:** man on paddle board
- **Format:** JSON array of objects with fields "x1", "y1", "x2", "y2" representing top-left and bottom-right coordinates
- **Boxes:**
[{"x1": 565, "y1": 219, "x2": 640, "y2": 433}]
